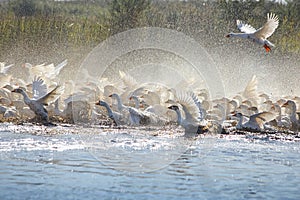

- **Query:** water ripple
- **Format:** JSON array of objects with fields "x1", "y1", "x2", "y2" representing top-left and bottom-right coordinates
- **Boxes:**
[{"x1": 1, "y1": 130, "x2": 300, "y2": 199}]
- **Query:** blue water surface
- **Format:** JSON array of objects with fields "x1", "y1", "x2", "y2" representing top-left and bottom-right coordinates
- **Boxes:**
[{"x1": 0, "y1": 130, "x2": 300, "y2": 200}]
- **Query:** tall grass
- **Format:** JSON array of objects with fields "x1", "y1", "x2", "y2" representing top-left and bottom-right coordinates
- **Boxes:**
[
  {"x1": 0, "y1": 14, "x2": 109, "y2": 48},
  {"x1": 0, "y1": 1, "x2": 110, "y2": 66},
  {"x1": 0, "y1": 0, "x2": 299, "y2": 67}
]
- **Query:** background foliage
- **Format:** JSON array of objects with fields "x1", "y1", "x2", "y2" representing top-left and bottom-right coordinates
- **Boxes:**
[{"x1": 0, "y1": 0, "x2": 299, "y2": 70}]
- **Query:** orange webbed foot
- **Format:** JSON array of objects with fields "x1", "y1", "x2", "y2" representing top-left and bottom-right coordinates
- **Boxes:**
[{"x1": 263, "y1": 44, "x2": 271, "y2": 52}]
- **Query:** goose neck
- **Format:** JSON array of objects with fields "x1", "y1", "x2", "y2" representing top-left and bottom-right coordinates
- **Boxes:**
[
  {"x1": 101, "y1": 101, "x2": 114, "y2": 118},
  {"x1": 175, "y1": 108, "x2": 183, "y2": 124},
  {"x1": 113, "y1": 95, "x2": 124, "y2": 111}
]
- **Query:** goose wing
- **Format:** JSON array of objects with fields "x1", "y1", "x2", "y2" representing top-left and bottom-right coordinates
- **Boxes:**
[
  {"x1": 104, "y1": 85, "x2": 122, "y2": 98},
  {"x1": 142, "y1": 91, "x2": 161, "y2": 106},
  {"x1": 242, "y1": 75, "x2": 258, "y2": 101},
  {"x1": 174, "y1": 90, "x2": 202, "y2": 122},
  {"x1": 254, "y1": 13, "x2": 279, "y2": 39},
  {"x1": 191, "y1": 92, "x2": 206, "y2": 121},
  {"x1": 43, "y1": 60, "x2": 67, "y2": 80},
  {"x1": 27, "y1": 63, "x2": 48, "y2": 76},
  {"x1": 32, "y1": 76, "x2": 48, "y2": 100},
  {"x1": 119, "y1": 70, "x2": 138, "y2": 89},
  {"x1": 54, "y1": 59, "x2": 67, "y2": 77},
  {"x1": 236, "y1": 20, "x2": 256, "y2": 33},
  {"x1": 0, "y1": 62, "x2": 13, "y2": 74},
  {"x1": 128, "y1": 107, "x2": 149, "y2": 125},
  {"x1": 26, "y1": 63, "x2": 56, "y2": 83},
  {"x1": 250, "y1": 111, "x2": 276, "y2": 125},
  {"x1": 37, "y1": 85, "x2": 65, "y2": 105},
  {"x1": 0, "y1": 74, "x2": 12, "y2": 88}
]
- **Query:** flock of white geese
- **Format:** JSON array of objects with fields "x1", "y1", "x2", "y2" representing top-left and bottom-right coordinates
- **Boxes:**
[{"x1": 0, "y1": 60, "x2": 299, "y2": 136}]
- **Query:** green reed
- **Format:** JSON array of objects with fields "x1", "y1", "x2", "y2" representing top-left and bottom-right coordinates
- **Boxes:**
[{"x1": 0, "y1": 0, "x2": 298, "y2": 66}]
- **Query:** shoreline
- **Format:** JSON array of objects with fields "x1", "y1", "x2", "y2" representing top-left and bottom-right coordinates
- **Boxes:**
[{"x1": 1, "y1": 122, "x2": 299, "y2": 143}]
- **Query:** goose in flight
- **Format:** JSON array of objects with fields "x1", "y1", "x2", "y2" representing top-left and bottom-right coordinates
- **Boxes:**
[
  {"x1": 12, "y1": 77, "x2": 64, "y2": 125},
  {"x1": 226, "y1": 13, "x2": 279, "y2": 52}
]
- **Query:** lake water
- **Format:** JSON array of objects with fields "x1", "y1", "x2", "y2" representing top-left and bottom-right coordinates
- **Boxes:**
[{"x1": 1, "y1": 125, "x2": 300, "y2": 200}]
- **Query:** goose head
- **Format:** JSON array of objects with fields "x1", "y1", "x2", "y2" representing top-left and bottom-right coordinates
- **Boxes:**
[
  {"x1": 282, "y1": 100, "x2": 297, "y2": 112},
  {"x1": 168, "y1": 105, "x2": 179, "y2": 111},
  {"x1": 95, "y1": 100, "x2": 106, "y2": 106},
  {"x1": 232, "y1": 112, "x2": 243, "y2": 118},
  {"x1": 11, "y1": 88, "x2": 24, "y2": 94},
  {"x1": 225, "y1": 33, "x2": 233, "y2": 38},
  {"x1": 109, "y1": 93, "x2": 119, "y2": 98}
]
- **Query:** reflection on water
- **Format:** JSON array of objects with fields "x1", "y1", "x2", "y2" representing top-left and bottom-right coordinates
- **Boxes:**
[
  {"x1": 82, "y1": 129, "x2": 199, "y2": 172},
  {"x1": 1, "y1": 130, "x2": 300, "y2": 200}
]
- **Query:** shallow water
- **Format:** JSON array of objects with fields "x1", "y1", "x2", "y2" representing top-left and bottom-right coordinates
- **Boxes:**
[{"x1": 1, "y1": 126, "x2": 300, "y2": 200}]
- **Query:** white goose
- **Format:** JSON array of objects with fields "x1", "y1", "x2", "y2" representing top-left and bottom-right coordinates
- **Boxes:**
[
  {"x1": 168, "y1": 91, "x2": 207, "y2": 136},
  {"x1": 226, "y1": 13, "x2": 279, "y2": 52},
  {"x1": 109, "y1": 93, "x2": 129, "y2": 112},
  {"x1": 24, "y1": 60, "x2": 67, "y2": 83},
  {"x1": 0, "y1": 105, "x2": 18, "y2": 119},
  {"x1": 270, "y1": 104, "x2": 290, "y2": 129},
  {"x1": 127, "y1": 107, "x2": 168, "y2": 126},
  {"x1": 282, "y1": 100, "x2": 300, "y2": 131},
  {"x1": 12, "y1": 77, "x2": 64, "y2": 125},
  {"x1": 0, "y1": 62, "x2": 13, "y2": 74},
  {"x1": 109, "y1": 93, "x2": 145, "y2": 126},
  {"x1": 129, "y1": 94, "x2": 175, "y2": 121},
  {"x1": 0, "y1": 62, "x2": 13, "y2": 88},
  {"x1": 129, "y1": 95, "x2": 143, "y2": 109},
  {"x1": 234, "y1": 112, "x2": 275, "y2": 131},
  {"x1": 95, "y1": 100, "x2": 124, "y2": 125}
]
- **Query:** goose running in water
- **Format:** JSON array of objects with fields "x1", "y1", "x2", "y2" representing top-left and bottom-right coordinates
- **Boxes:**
[
  {"x1": 108, "y1": 93, "x2": 168, "y2": 126},
  {"x1": 108, "y1": 93, "x2": 144, "y2": 126},
  {"x1": 95, "y1": 100, "x2": 124, "y2": 125},
  {"x1": 270, "y1": 104, "x2": 290, "y2": 129},
  {"x1": 129, "y1": 94, "x2": 176, "y2": 123},
  {"x1": 129, "y1": 95, "x2": 143, "y2": 109},
  {"x1": 226, "y1": 13, "x2": 279, "y2": 52},
  {"x1": 234, "y1": 112, "x2": 275, "y2": 131},
  {"x1": 109, "y1": 93, "x2": 129, "y2": 112},
  {"x1": 0, "y1": 105, "x2": 18, "y2": 119},
  {"x1": 282, "y1": 100, "x2": 300, "y2": 131},
  {"x1": 168, "y1": 91, "x2": 208, "y2": 136},
  {"x1": 127, "y1": 106, "x2": 168, "y2": 126},
  {"x1": 12, "y1": 77, "x2": 64, "y2": 125}
]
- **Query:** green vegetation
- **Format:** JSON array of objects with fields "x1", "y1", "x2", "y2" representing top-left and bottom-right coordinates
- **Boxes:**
[
  {"x1": 0, "y1": 0, "x2": 299, "y2": 66},
  {"x1": 108, "y1": 0, "x2": 150, "y2": 34}
]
